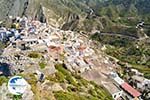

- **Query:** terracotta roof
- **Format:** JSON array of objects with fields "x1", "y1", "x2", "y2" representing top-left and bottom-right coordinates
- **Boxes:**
[
  {"x1": 121, "y1": 82, "x2": 141, "y2": 97},
  {"x1": 78, "y1": 46, "x2": 86, "y2": 51},
  {"x1": 49, "y1": 46, "x2": 61, "y2": 51}
]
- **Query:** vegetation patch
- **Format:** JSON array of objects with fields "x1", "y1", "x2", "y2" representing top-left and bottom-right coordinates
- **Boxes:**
[
  {"x1": 90, "y1": 33, "x2": 134, "y2": 47},
  {"x1": 54, "y1": 64, "x2": 113, "y2": 100},
  {"x1": 95, "y1": 37, "x2": 150, "y2": 79},
  {"x1": 39, "y1": 62, "x2": 46, "y2": 69},
  {"x1": 55, "y1": 64, "x2": 77, "y2": 86},
  {"x1": 54, "y1": 91, "x2": 98, "y2": 100},
  {"x1": 0, "y1": 76, "x2": 8, "y2": 86},
  {"x1": 13, "y1": 95, "x2": 22, "y2": 100},
  {"x1": 28, "y1": 52, "x2": 41, "y2": 58}
]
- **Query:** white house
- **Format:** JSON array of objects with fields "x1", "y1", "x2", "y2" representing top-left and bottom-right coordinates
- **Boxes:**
[
  {"x1": 103, "y1": 82, "x2": 123, "y2": 100},
  {"x1": 132, "y1": 75, "x2": 150, "y2": 91}
]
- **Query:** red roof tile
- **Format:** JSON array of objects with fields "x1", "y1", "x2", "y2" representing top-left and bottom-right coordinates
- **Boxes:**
[
  {"x1": 78, "y1": 46, "x2": 86, "y2": 51},
  {"x1": 121, "y1": 82, "x2": 141, "y2": 97}
]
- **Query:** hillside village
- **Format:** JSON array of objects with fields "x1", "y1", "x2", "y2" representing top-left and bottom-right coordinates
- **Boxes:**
[{"x1": 0, "y1": 16, "x2": 150, "y2": 100}]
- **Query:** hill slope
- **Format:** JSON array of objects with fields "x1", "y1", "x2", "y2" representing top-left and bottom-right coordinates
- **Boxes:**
[{"x1": 0, "y1": 0, "x2": 150, "y2": 33}]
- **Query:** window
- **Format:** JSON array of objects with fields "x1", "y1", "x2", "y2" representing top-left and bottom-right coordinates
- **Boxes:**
[
  {"x1": 33, "y1": 41, "x2": 36, "y2": 43},
  {"x1": 114, "y1": 95, "x2": 116, "y2": 98}
]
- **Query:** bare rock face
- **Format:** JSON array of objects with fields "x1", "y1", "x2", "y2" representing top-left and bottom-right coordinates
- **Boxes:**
[
  {"x1": 0, "y1": 0, "x2": 45, "y2": 23},
  {"x1": 1, "y1": 0, "x2": 149, "y2": 34},
  {"x1": 0, "y1": 0, "x2": 104, "y2": 32},
  {"x1": 0, "y1": 0, "x2": 28, "y2": 20},
  {"x1": 61, "y1": 13, "x2": 80, "y2": 31},
  {"x1": 22, "y1": 83, "x2": 34, "y2": 100}
]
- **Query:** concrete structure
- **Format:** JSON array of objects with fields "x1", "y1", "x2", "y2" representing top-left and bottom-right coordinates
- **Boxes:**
[
  {"x1": 103, "y1": 82, "x2": 123, "y2": 100},
  {"x1": 0, "y1": 28, "x2": 7, "y2": 41},
  {"x1": 132, "y1": 75, "x2": 150, "y2": 92},
  {"x1": 131, "y1": 69, "x2": 144, "y2": 76},
  {"x1": 121, "y1": 82, "x2": 141, "y2": 99},
  {"x1": 12, "y1": 38, "x2": 39, "y2": 50},
  {"x1": 109, "y1": 72, "x2": 142, "y2": 100},
  {"x1": 109, "y1": 73, "x2": 124, "y2": 85}
]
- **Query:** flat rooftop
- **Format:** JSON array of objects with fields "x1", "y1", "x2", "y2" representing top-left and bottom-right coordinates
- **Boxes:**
[
  {"x1": 103, "y1": 82, "x2": 122, "y2": 94},
  {"x1": 121, "y1": 82, "x2": 141, "y2": 97}
]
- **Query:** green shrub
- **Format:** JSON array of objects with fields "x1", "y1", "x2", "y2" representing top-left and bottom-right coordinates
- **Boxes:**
[
  {"x1": 26, "y1": 74, "x2": 37, "y2": 85},
  {"x1": 67, "y1": 86, "x2": 78, "y2": 92},
  {"x1": 54, "y1": 91, "x2": 78, "y2": 100},
  {"x1": 13, "y1": 95, "x2": 22, "y2": 100},
  {"x1": 90, "y1": 81, "x2": 113, "y2": 100},
  {"x1": 66, "y1": 75, "x2": 77, "y2": 86},
  {"x1": 55, "y1": 64, "x2": 70, "y2": 76},
  {"x1": 79, "y1": 79, "x2": 88, "y2": 86},
  {"x1": 54, "y1": 91, "x2": 108, "y2": 100},
  {"x1": 55, "y1": 72, "x2": 65, "y2": 82},
  {"x1": 0, "y1": 42, "x2": 6, "y2": 49},
  {"x1": 54, "y1": 91, "x2": 87, "y2": 100},
  {"x1": 0, "y1": 76, "x2": 8, "y2": 86},
  {"x1": 28, "y1": 52, "x2": 40, "y2": 58},
  {"x1": 39, "y1": 62, "x2": 46, "y2": 69},
  {"x1": 144, "y1": 73, "x2": 150, "y2": 79},
  {"x1": 88, "y1": 89, "x2": 97, "y2": 97},
  {"x1": 46, "y1": 75, "x2": 57, "y2": 82},
  {"x1": 55, "y1": 64, "x2": 77, "y2": 85},
  {"x1": 54, "y1": 64, "x2": 113, "y2": 100}
]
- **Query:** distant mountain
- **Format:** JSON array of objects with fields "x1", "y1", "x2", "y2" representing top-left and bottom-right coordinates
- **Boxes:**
[
  {"x1": 0, "y1": 0, "x2": 150, "y2": 35},
  {"x1": 102, "y1": 0, "x2": 150, "y2": 15}
]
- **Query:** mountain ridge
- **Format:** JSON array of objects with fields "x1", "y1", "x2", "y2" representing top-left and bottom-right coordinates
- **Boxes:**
[{"x1": 0, "y1": 0, "x2": 150, "y2": 33}]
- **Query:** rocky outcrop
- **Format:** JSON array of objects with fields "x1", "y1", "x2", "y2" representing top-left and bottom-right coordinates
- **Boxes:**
[
  {"x1": 0, "y1": 0, "x2": 39, "y2": 22},
  {"x1": 0, "y1": 83, "x2": 12, "y2": 100},
  {"x1": 0, "y1": 0, "x2": 104, "y2": 32},
  {"x1": 0, "y1": 0, "x2": 28, "y2": 20},
  {"x1": 61, "y1": 13, "x2": 79, "y2": 31},
  {"x1": 0, "y1": 0, "x2": 150, "y2": 35},
  {"x1": 35, "y1": 5, "x2": 47, "y2": 23},
  {"x1": 22, "y1": 83, "x2": 34, "y2": 100}
]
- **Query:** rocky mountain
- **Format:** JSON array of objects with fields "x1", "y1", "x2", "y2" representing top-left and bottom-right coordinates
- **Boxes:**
[{"x1": 0, "y1": 0, "x2": 150, "y2": 33}]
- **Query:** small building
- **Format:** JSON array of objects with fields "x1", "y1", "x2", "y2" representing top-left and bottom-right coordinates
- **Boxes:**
[
  {"x1": 48, "y1": 44, "x2": 63, "y2": 53},
  {"x1": 35, "y1": 70, "x2": 45, "y2": 82},
  {"x1": 103, "y1": 82, "x2": 123, "y2": 100},
  {"x1": 109, "y1": 72, "x2": 124, "y2": 85},
  {"x1": 114, "y1": 77, "x2": 125, "y2": 85},
  {"x1": 12, "y1": 38, "x2": 39, "y2": 50},
  {"x1": 121, "y1": 82, "x2": 141, "y2": 99},
  {"x1": 110, "y1": 72, "x2": 142, "y2": 100},
  {"x1": 48, "y1": 44, "x2": 64, "y2": 60},
  {"x1": 132, "y1": 75, "x2": 150, "y2": 92},
  {"x1": 74, "y1": 58, "x2": 90, "y2": 73},
  {"x1": 131, "y1": 69, "x2": 143, "y2": 76}
]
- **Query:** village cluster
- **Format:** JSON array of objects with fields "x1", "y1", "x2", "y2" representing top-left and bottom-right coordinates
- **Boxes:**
[{"x1": 0, "y1": 16, "x2": 149, "y2": 100}]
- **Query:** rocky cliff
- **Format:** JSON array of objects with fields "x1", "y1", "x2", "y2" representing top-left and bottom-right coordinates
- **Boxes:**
[
  {"x1": 0, "y1": 0, "x2": 28, "y2": 20},
  {"x1": 0, "y1": 0, "x2": 106, "y2": 32},
  {"x1": 0, "y1": 0, "x2": 150, "y2": 34}
]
